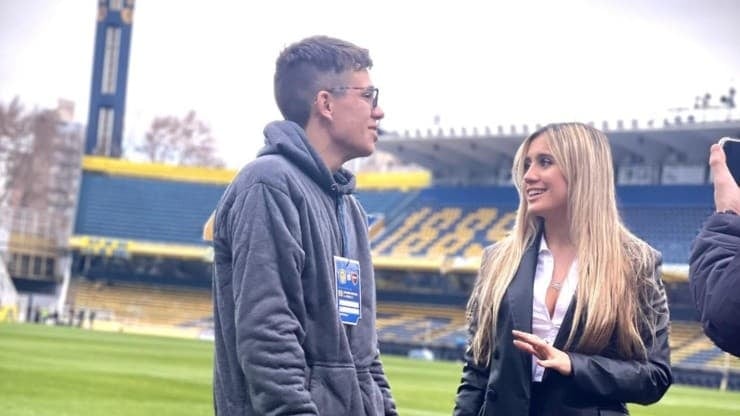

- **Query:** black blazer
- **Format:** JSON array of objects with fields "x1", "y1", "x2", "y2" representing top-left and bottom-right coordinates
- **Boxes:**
[{"x1": 454, "y1": 234, "x2": 672, "y2": 416}]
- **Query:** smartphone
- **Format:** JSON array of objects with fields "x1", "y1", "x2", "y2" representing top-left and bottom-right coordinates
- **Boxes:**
[{"x1": 719, "y1": 137, "x2": 740, "y2": 185}]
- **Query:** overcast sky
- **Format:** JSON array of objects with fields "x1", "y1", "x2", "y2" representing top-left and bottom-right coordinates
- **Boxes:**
[{"x1": 1, "y1": 0, "x2": 739, "y2": 168}]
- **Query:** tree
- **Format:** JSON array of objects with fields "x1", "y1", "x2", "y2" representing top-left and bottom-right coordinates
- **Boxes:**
[
  {"x1": 0, "y1": 97, "x2": 33, "y2": 206},
  {"x1": 19, "y1": 108, "x2": 59, "y2": 208},
  {"x1": 1, "y1": 97, "x2": 75, "y2": 210},
  {"x1": 133, "y1": 110, "x2": 225, "y2": 168}
]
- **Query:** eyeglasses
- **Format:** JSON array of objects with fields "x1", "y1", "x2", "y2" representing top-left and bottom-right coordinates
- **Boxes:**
[{"x1": 327, "y1": 86, "x2": 379, "y2": 109}]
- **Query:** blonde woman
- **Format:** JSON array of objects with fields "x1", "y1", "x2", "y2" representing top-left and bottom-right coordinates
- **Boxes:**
[{"x1": 453, "y1": 123, "x2": 672, "y2": 416}]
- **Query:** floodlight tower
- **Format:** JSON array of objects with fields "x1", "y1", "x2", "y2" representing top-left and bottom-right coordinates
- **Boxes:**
[{"x1": 84, "y1": 0, "x2": 135, "y2": 157}]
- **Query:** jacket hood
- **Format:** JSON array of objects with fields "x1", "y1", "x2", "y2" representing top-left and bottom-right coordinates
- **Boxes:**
[{"x1": 258, "y1": 120, "x2": 356, "y2": 195}]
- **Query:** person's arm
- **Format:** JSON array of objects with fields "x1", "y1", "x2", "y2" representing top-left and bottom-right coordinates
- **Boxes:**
[
  {"x1": 689, "y1": 213, "x2": 740, "y2": 356},
  {"x1": 453, "y1": 299, "x2": 490, "y2": 416},
  {"x1": 689, "y1": 142, "x2": 740, "y2": 356},
  {"x1": 567, "y1": 265, "x2": 672, "y2": 404},
  {"x1": 708, "y1": 142, "x2": 740, "y2": 214},
  {"x1": 369, "y1": 350, "x2": 398, "y2": 415},
  {"x1": 225, "y1": 182, "x2": 316, "y2": 415}
]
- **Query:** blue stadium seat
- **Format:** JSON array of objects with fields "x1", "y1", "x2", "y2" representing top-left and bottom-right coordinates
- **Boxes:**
[
  {"x1": 75, "y1": 172, "x2": 226, "y2": 245},
  {"x1": 371, "y1": 184, "x2": 713, "y2": 263}
]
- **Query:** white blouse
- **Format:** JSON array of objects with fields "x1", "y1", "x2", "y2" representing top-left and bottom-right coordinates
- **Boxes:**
[{"x1": 531, "y1": 237, "x2": 578, "y2": 382}]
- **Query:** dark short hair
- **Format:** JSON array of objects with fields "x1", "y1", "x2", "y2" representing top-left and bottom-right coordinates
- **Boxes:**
[{"x1": 274, "y1": 36, "x2": 373, "y2": 127}]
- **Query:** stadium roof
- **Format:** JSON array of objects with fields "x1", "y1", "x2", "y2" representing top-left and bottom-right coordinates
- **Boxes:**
[{"x1": 377, "y1": 117, "x2": 740, "y2": 180}]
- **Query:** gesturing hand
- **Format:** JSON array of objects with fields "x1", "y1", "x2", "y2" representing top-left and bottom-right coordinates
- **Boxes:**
[{"x1": 512, "y1": 330, "x2": 572, "y2": 376}]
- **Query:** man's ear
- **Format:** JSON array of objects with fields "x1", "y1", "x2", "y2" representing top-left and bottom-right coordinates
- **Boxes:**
[{"x1": 316, "y1": 90, "x2": 334, "y2": 120}]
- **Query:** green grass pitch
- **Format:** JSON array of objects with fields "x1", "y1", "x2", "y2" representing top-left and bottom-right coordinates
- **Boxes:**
[{"x1": 1, "y1": 323, "x2": 738, "y2": 415}]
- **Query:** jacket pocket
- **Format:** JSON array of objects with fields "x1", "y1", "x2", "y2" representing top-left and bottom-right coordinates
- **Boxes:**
[{"x1": 308, "y1": 364, "x2": 364, "y2": 415}]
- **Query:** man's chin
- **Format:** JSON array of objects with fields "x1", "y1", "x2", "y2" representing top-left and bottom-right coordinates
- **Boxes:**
[{"x1": 360, "y1": 145, "x2": 375, "y2": 158}]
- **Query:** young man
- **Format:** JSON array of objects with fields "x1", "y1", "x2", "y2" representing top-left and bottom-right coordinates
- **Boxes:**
[
  {"x1": 689, "y1": 142, "x2": 740, "y2": 357},
  {"x1": 212, "y1": 36, "x2": 397, "y2": 415}
]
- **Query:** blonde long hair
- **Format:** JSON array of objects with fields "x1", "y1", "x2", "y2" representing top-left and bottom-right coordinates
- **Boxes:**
[{"x1": 469, "y1": 122, "x2": 658, "y2": 365}]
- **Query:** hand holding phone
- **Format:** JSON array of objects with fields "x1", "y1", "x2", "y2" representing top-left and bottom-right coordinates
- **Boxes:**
[
  {"x1": 712, "y1": 138, "x2": 740, "y2": 213},
  {"x1": 719, "y1": 137, "x2": 740, "y2": 186}
]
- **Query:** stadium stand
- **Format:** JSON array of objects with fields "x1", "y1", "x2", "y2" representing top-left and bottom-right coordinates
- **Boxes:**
[
  {"x1": 376, "y1": 302, "x2": 466, "y2": 346},
  {"x1": 71, "y1": 279, "x2": 211, "y2": 326},
  {"x1": 10, "y1": 117, "x2": 739, "y2": 390},
  {"x1": 60, "y1": 157, "x2": 224, "y2": 334},
  {"x1": 618, "y1": 185, "x2": 714, "y2": 264},
  {"x1": 75, "y1": 174, "x2": 222, "y2": 246},
  {"x1": 73, "y1": 157, "x2": 226, "y2": 251},
  {"x1": 366, "y1": 184, "x2": 712, "y2": 268},
  {"x1": 362, "y1": 118, "x2": 740, "y2": 387}
]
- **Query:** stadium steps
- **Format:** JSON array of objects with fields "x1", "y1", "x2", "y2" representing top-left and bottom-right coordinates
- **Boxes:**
[
  {"x1": 428, "y1": 324, "x2": 468, "y2": 347},
  {"x1": 670, "y1": 321, "x2": 704, "y2": 350},
  {"x1": 376, "y1": 314, "x2": 412, "y2": 331},
  {"x1": 372, "y1": 208, "x2": 432, "y2": 254},
  {"x1": 376, "y1": 302, "x2": 466, "y2": 344},
  {"x1": 373, "y1": 203, "x2": 518, "y2": 258},
  {"x1": 71, "y1": 280, "x2": 212, "y2": 326},
  {"x1": 674, "y1": 338, "x2": 720, "y2": 366},
  {"x1": 76, "y1": 173, "x2": 222, "y2": 245},
  {"x1": 707, "y1": 352, "x2": 740, "y2": 370},
  {"x1": 394, "y1": 208, "x2": 462, "y2": 257},
  {"x1": 382, "y1": 190, "x2": 423, "y2": 227},
  {"x1": 684, "y1": 344, "x2": 725, "y2": 367}
]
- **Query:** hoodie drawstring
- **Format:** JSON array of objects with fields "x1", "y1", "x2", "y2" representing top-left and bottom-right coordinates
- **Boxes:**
[{"x1": 336, "y1": 194, "x2": 350, "y2": 258}]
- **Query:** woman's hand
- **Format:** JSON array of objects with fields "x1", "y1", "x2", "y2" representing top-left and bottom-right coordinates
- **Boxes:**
[{"x1": 512, "y1": 330, "x2": 572, "y2": 376}]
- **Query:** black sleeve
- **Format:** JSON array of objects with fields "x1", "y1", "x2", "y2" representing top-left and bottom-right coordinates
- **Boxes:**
[{"x1": 689, "y1": 213, "x2": 740, "y2": 356}]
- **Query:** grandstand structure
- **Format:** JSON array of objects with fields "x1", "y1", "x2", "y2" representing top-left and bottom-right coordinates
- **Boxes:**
[
  {"x1": 0, "y1": 100, "x2": 738, "y2": 388},
  {"x1": 362, "y1": 114, "x2": 740, "y2": 389},
  {"x1": 3, "y1": 114, "x2": 740, "y2": 392},
  {"x1": 16, "y1": 112, "x2": 726, "y2": 388},
  {"x1": 379, "y1": 116, "x2": 735, "y2": 185},
  {"x1": 63, "y1": 156, "x2": 223, "y2": 336}
]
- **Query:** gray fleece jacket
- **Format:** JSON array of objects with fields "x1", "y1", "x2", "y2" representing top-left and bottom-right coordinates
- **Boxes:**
[{"x1": 212, "y1": 120, "x2": 397, "y2": 415}]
